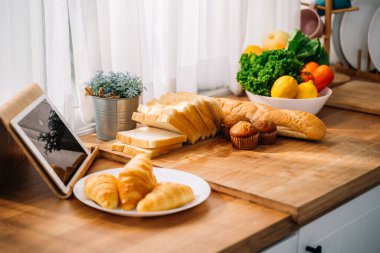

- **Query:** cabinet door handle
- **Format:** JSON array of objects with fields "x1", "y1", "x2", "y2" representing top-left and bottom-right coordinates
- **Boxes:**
[{"x1": 305, "y1": 245, "x2": 322, "y2": 253}]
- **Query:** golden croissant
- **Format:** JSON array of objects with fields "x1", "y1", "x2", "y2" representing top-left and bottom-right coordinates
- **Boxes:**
[
  {"x1": 137, "y1": 182, "x2": 195, "y2": 212},
  {"x1": 84, "y1": 174, "x2": 119, "y2": 209},
  {"x1": 118, "y1": 154, "x2": 157, "y2": 210}
]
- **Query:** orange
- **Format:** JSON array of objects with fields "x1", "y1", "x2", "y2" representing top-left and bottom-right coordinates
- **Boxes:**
[{"x1": 243, "y1": 45, "x2": 263, "y2": 55}]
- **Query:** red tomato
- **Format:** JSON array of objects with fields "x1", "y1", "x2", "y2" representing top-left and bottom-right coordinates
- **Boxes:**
[
  {"x1": 300, "y1": 61, "x2": 319, "y2": 82},
  {"x1": 300, "y1": 71, "x2": 315, "y2": 82},
  {"x1": 312, "y1": 65, "x2": 334, "y2": 92}
]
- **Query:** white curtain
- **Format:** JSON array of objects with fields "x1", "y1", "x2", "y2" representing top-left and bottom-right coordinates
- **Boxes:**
[
  {"x1": 0, "y1": 0, "x2": 45, "y2": 105},
  {"x1": 68, "y1": 0, "x2": 300, "y2": 124},
  {"x1": 0, "y1": 0, "x2": 300, "y2": 127},
  {"x1": 0, "y1": 0, "x2": 75, "y2": 127}
]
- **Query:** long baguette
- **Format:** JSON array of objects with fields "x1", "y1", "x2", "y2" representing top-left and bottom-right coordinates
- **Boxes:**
[{"x1": 213, "y1": 97, "x2": 326, "y2": 140}]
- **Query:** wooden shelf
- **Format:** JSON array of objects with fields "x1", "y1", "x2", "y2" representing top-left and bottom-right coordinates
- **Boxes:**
[{"x1": 301, "y1": 2, "x2": 359, "y2": 13}]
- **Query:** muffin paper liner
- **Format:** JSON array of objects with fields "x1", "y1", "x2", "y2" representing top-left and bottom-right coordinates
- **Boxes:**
[
  {"x1": 231, "y1": 134, "x2": 259, "y2": 150},
  {"x1": 259, "y1": 131, "x2": 277, "y2": 145}
]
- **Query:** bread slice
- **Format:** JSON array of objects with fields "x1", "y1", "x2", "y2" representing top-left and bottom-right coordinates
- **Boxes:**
[
  {"x1": 146, "y1": 101, "x2": 209, "y2": 140},
  {"x1": 190, "y1": 98, "x2": 217, "y2": 137},
  {"x1": 177, "y1": 92, "x2": 224, "y2": 124},
  {"x1": 132, "y1": 112, "x2": 182, "y2": 133},
  {"x1": 138, "y1": 104, "x2": 201, "y2": 142},
  {"x1": 150, "y1": 92, "x2": 221, "y2": 137},
  {"x1": 132, "y1": 112, "x2": 199, "y2": 144},
  {"x1": 111, "y1": 141, "x2": 182, "y2": 158},
  {"x1": 111, "y1": 142, "x2": 125, "y2": 152},
  {"x1": 116, "y1": 127, "x2": 187, "y2": 148}
]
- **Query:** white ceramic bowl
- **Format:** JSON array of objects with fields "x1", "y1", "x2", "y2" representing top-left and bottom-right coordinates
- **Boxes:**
[{"x1": 246, "y1": 87, "x2": 332, "y2": 115}]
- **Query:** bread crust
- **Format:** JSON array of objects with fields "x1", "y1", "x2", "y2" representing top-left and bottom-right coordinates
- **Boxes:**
[{"x1": 214, "y1": 97, "x2": 326, "y2": 140}]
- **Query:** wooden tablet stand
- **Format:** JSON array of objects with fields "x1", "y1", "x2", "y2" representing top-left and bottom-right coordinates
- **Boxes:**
[{"x1": 0, "y1": 83, "x2": 98, "y2": 199}]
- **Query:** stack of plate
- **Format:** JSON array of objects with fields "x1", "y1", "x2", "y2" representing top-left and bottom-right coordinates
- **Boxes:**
[{"x1": 333, "y1": 0, "x2": 380, "y2": 72}]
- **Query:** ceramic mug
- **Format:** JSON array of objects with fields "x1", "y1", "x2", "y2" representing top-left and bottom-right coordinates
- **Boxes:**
[{"x1": 301, "y1": 7, "x2": 324, "y2": 39}]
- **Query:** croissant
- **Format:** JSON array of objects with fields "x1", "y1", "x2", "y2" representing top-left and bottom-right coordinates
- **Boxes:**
[
  {"x1": 137, "y1": 182, "x2": 195, "y2": 212},
  {"x1": 118, "y1": 154, "x2": 157, "y2": 210},
  {"x1": 84, "y1": 174, "x2": 119, "y2": 209}
]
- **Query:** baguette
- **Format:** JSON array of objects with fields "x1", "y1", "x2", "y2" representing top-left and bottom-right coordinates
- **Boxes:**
[{"x1": 213, "y1": 97, "x2": 326, "y2": 140}]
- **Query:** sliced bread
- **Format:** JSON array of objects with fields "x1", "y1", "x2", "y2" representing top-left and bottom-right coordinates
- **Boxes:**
[
  {"x1": 132, "y1": 112, "x2": 200, "y2": 144},
  {"x1": 116, "y1": 127, "x2": 187, "y2": 148},
  {"x1": 138, "y1": 104, "x2": 201, "y2": 142},
  {"x1": 111, "y1": 141, "x2": 182, "y2": 158}
]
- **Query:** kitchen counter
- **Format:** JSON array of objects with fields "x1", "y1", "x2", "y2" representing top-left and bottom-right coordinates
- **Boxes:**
[
  {"x1": 1, "y1": 105, "x2": 380, "y2": 252},
  {"x1": 0, "y1": 157, "x2": 295, "y2": 253}
]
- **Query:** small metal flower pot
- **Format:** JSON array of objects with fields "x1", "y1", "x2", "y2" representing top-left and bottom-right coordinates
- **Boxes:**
[{"x1": 93, "y1": 96, "x2": 139, "y2": 141}]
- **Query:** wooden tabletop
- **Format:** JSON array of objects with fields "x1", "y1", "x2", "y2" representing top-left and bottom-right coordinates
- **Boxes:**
[
  {"x1": 2, "y1": 102, "x2": 379, "y2": 252},
  {"x1": 0, "y1": 157, "x2": 295, "y2": 253},
  {"x1": 98, "y1": 105, "x2": 380, "y2": 225}
]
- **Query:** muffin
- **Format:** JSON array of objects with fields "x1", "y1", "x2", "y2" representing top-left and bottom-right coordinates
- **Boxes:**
[
  {"x1": 220, "y1": 114, "x2": 250, "y2": 140},
  {"x1": 229, "y1": 121, "x2": 259, "y2": 150},
  {"x1": 253, "y1": 119, "x2": 277, "y2": 145}
]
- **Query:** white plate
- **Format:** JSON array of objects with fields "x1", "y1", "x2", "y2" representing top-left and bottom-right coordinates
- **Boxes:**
[
  {"x1": 332, "y1": 13, "x2": 351, "y2": 67},
  {"x1": 340, "y1": 2, "x2": 378, "y2": 71},
  {"x1": 368, "y1": 6, "x2": 380, "y2": 71},
  {"x1": 73, "y1": 167, "x2": 211, "y2": 217}
]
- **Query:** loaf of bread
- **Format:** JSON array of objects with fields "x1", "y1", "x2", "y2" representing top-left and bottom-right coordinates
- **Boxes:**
[
  {"x1": 132, "y1": 93, "x2": 224, "y2": 144},
  {"x1": 213, "y1": 97, "x2": 326, "y2": 140}
]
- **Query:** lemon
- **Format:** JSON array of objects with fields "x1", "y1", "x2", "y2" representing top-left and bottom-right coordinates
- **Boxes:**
[
  {"x1": 271, "y1": 76, "x2": 298, "y2": 98},
  {"x1": 296, "y1": 80, "x2": 318, "y2": 99}
]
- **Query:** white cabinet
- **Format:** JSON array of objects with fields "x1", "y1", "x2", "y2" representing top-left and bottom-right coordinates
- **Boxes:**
[
  {"x1": 259, "y1": 185, "x2": 380, "y2": 253},
  {"x1": 261, "y1": 233, "x2": 298, "y2": 253},
  {"x1": 298, "y1": 185, "x2": 380, "y2": 253}
]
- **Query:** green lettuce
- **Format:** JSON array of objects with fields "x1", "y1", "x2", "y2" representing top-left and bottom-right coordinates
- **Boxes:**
[
  {"x1": 237, "y1": 49, "x2": 304, "y2": 96},
  {"x1": 287, "y1": 30, "x2": 329, "y2": 65}
]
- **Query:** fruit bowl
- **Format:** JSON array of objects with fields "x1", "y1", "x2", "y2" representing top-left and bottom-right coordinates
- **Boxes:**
[{"x1": 246, "y1": 87, "x2": 332, "y2": 115}]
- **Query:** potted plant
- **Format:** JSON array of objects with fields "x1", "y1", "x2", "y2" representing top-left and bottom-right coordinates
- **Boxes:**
[{"x1": 85, "y1": 71, "x2": 144, "y2": 141}]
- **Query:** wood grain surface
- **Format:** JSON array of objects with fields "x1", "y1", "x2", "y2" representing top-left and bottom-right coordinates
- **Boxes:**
[
  {"x1": 326, "y1": 80, "x2": 380, "y2": 115},
  {"x1": 99, "y1": 106, "x2": 380, "y2": 224},
  {"x1": 0, "y1": 158, "x2": 295, "y2": 253}
]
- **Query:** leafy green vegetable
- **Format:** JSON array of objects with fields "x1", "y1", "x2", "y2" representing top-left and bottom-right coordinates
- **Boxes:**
[
  {"x1": 287, "y1": 30, "x2": 329, "y2": 65},
  {"x1": 237, "y1": 50, "x2": 304, "y2": 96}
]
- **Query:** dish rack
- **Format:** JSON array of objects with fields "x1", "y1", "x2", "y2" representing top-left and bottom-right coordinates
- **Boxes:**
[
  {"x1": 301, "y1": 1, "x2": 380, "y2": 83},
  {"x1": 301, "y1": 0, "x2": 358, "y2": 56}
]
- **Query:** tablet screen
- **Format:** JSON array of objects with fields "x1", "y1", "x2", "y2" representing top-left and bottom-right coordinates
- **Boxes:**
[{"x1": 14, "y1": 98, "x2": 88, "y2": 186}]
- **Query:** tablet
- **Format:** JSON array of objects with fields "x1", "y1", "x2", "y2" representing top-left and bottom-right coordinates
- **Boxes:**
[{"x1": 11, "y1": 95, "x2": 91, "y2": 194}]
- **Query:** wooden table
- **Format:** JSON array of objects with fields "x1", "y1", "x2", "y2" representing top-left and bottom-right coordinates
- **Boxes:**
[
  {"x1": 0, "y1": 157, "x2": 295, "y2": 253},
  {"x1": 1, "y1": 105, "x2": 379, "y2": 253},
  {"x1": 98, "y1": 104, "x2": 380, "y2": 225}
]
